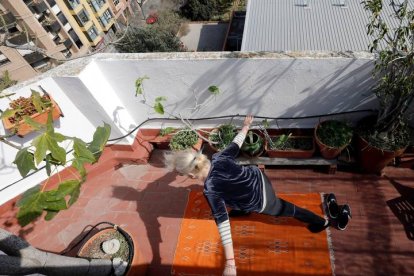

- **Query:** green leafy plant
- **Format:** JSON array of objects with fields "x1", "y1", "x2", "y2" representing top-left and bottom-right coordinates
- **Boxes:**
[
  {"x1": 209, "y1": 123, "x2": 237, "y2": 151},
  {"x1": 169, "y1": 128, "x2": 199, "y2": 151},
  {"x1": 0, "y1": 70, "x2": 17, "y2": 98},
  {"x1": 241, "y1": 131, "x2": 263, "y2": 156},
  {"x1": 12, "y1": 112, "x2": 111, "y2": 226},
  {"x1": 208, "y1": 85, "x2": 220, "y2": 95},
  {"x1": 270, "y1": 135, "x2": 313, "y2": 150},
  {"x1": 316, "y1": 120, "x2": 353, "y2": 148},
  {"x1": 134, "y1": 76, "x2": 224, "y2": 147},
  {"x1": 360, "y1": 0, "x2": 414, "y2": 151},
  {"x1": 160, "y1": 127, "x2": 176, "y2": 136}
]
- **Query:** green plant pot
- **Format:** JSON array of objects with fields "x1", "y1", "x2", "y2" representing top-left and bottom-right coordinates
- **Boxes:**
[
  {"x1": 208, "y1": 124, "x2": 237, "y2": 152},
  {"x1": 241, "y1": 131, "x2": 264, "y2": 157}
]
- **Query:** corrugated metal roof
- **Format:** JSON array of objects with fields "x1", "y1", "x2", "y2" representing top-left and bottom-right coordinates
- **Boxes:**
[{"x1": 241, "y1": 0, "x2": 403, "y2": 51}]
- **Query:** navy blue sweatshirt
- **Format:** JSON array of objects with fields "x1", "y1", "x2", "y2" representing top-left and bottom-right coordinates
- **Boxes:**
[{"x1": 203, "y1": 142, "x2": 263, "y2": 224}]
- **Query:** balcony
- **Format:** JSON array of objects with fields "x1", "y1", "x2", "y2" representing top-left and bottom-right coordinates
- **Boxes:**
[
  {"x1": 89, "y1": 0, "x2": 107, "y2": 13},
  {"x1": 44, "y1": 20, "x2": 61, "y2": 32},
  {"x1": 33, "y1": 1, "x2": 48, "y2": 14},
  {"x1": 0, "y1": 12, "x2": 16, "y2": 28},
  {"x1": 0, "y1": 52, "x2": 413, "y2": 276},
  {"x1": 63, "y1": 38, "x2": 73, "y2": 48},
  {"x1": 6, "y1": 33, "x2": 29, "y2": 46}
]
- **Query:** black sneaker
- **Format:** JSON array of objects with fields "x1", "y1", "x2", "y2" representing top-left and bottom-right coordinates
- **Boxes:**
[
  {"x1": 337, "y1": 204, "x2": 352, "y2": 231},
  {"x1": 326, "y1": 193, "x2": 340, "y2": 219},
  {"x1": 307, "y1": 219, "x2": 330, "y2": 233},
  {"x1": 229, "y1": 209, "x2": 251, "y2": 217}
]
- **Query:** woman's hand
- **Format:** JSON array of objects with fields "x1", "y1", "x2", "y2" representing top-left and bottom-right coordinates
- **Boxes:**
[
  {"x1": 243, "y1": 115, "x2": 254, "y2": 128},
  {"x1": 223, "y1": 263, "x2": 237, "y2": 276}
]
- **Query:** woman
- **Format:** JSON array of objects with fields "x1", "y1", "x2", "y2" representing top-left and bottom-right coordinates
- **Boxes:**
[{"x1": 165, "y1": 116, "x2": 329, "y2": 276}]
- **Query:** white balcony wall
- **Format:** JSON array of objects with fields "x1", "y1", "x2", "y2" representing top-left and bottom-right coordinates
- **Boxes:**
[
  {"x1": 0, "y1": 52, "x2": 380, "y2": 206},
  {"x1": 96, "y1": 53, "x2": 378, "y2": 129}
]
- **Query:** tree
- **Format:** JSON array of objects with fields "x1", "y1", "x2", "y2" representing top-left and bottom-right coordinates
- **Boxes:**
[
  {"x1": 115, "y1": 26, "x2": 184, "y2": 53},
  {"x1": 180, "y1": 0, "x2": 217, "y2": 21},
  {"x1": 361, "y1": 0, "x2": 414, "y2": 150}
]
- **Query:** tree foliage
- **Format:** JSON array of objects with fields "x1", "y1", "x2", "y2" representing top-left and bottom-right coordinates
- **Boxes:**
[
  {"x1": 14, "y1": 117, "x2": 111, "y2": 226},
  {"x1": 180, "y1": 0, "x2": 233, "y2": 21},
  {"x1": 180, "y1": 0, "x2": 216, "y2": 21},
  {"x1": 115, "y1": 26, "x2": 184, "y2": 53},
  {"x1": 361, "y1": 0, "x2": 414, "y2": 150}
]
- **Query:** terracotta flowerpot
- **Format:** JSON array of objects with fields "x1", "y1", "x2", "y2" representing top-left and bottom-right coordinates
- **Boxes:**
[
  {"x1": 169, "y1": 130, "x2": 203, "y2": 151},
  {"x1": 2, "y1": 96, "x2": 63, "y2": 137},
  {"x1": 265, "y1": 135, "x2": 315, "y2": 158},
  {"x1": 208, "y1": 127, "x2": 238, "y2": 152},
  {"x1": 356, "y1": 135, "x2": 406, "y2": 174},
  {"x1": 78, "y1": 227, "x2": 147, "y2": 276},
  {"x1": 314, "y1": 123, "x2": 351, "y2": 160}
]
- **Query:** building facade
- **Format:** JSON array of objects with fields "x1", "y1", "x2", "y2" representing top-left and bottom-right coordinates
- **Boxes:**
[{"x1": 0, "y1": 0, "x2": 132, "y2": 82}]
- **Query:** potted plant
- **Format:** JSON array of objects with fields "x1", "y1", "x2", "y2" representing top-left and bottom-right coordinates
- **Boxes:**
[
  {"x1": 208, "y1": 123, "x2": 237, "y2": 151},
  {"x1": 357, "y1": 0, "x2": 414, "y2": 173},
  {"x1": 169, "y1": 128, "x2": 203, "y2": 151},
  {"x1": 241, "y1": 130, "x2": 264, "y2": 157},
  {"x1": 1, "y1": 89, "x2": 63, "y2": 137},
  {"x1": 265, "y1": 133, "x2": 315, "y2": 158},
  {"x1": 314, "y1": 120, "x2": 353, "y2": 159},
  {"x1": 77, "y1": 223, "x2": 147, "y2": 276},
  {"x1": 0, "y1": 224, "x2": 148, "y2": 276}
]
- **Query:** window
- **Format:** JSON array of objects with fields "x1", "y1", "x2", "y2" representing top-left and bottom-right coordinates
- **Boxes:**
[
  {"x1": 68, "y1": 28, "x2": 83, "y2": 48},
  {"x1": 87, "y1": 25, "x2": 99, "y2": 41},
  {"x1": 0, "y1": 52, "x2": 10, "y2": 67},
  {"x1": 75, "y1": 9, "x2": 89, "y2": 26},
  {"x1": 57, "y1": 12, "x2": 68, "y2": 25},
  {"x1": 65, "y1": 0, "x2": 80, "y2": 9},
  {"x1": 99, "y1": 9, "x2": 112, "y2": 26},
  {"x1": 89, "y1": 0, "x2": 106, "y2": 12}
]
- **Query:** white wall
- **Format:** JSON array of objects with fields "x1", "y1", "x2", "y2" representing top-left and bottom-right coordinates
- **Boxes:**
[
  {"x1": 96, "y1": 54, "x2": 378, "y2": 129},
  {"x1": 0, "y1": 52, "x2": 379, "y2": 206}
]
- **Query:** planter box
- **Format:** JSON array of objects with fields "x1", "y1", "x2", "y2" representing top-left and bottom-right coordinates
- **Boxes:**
[
  {"x1": 265, "y1": 135, "x2": 315, "y2": 158},
  {"x1": 2, "y1": 97, "x2": 63, "y2": 137},
  {"x1": 139, "y1": 128, "x2": 203, "y2": 151},
  {"x1": 138, "y1": 129, "x2": 174, "y2": 149}
]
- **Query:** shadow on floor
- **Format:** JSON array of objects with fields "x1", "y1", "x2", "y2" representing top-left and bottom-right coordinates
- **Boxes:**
[{"x1": 386, "y1": 176, "x2": 414, "y2": 240}]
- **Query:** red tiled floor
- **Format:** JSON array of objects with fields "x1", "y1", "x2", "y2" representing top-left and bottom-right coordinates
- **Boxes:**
[{"x1": 1, "y1": 149, "x2": 414, "y2": 275}]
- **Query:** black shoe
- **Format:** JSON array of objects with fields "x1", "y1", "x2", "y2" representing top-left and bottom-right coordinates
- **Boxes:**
[
  {"x1": 337, "y1": 204, "x2": 352, "y2": 231},
  {"x1": 229, "y1": 209, "x2": 251, "y2": 217},
  {"x1": 326, "y1": 193, "x2": 339, "y2": 219},
  {"x1": 307, "y1": 220, "x2": 330, "y2": 233}
]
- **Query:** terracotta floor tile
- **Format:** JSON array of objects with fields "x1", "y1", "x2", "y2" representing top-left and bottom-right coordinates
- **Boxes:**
[{"x1": 2, "y1": 149, "x2": 414, "y2": 276}]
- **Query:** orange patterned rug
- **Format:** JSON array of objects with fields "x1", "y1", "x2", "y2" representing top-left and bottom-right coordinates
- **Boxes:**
[{"x1": 172, "y1": 191, "x2": 334, "y2": 276}]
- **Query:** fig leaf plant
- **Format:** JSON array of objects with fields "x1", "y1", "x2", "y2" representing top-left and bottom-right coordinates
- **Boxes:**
[
  {"x1": 0, "y1": 86, "x2": 111, "y2": 226},
  {"x1": 134, "y1": 76, "x2": 224, "y2": 145}
]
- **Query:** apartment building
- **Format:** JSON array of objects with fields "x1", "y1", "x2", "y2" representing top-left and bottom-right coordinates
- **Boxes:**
[{"x1": 0, "y1": 0, "x2": 132, "y2": 82}]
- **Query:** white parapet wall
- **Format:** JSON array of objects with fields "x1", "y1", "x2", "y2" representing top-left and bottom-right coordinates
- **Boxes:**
[{"x1": 0, "y1": 51, "x2": 378, "y2": 206}]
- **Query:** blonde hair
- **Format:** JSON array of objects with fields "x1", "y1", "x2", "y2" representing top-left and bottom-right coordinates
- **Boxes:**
[{"x1": 164, "y1": 149, "x2": 210, "y2": 179}]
